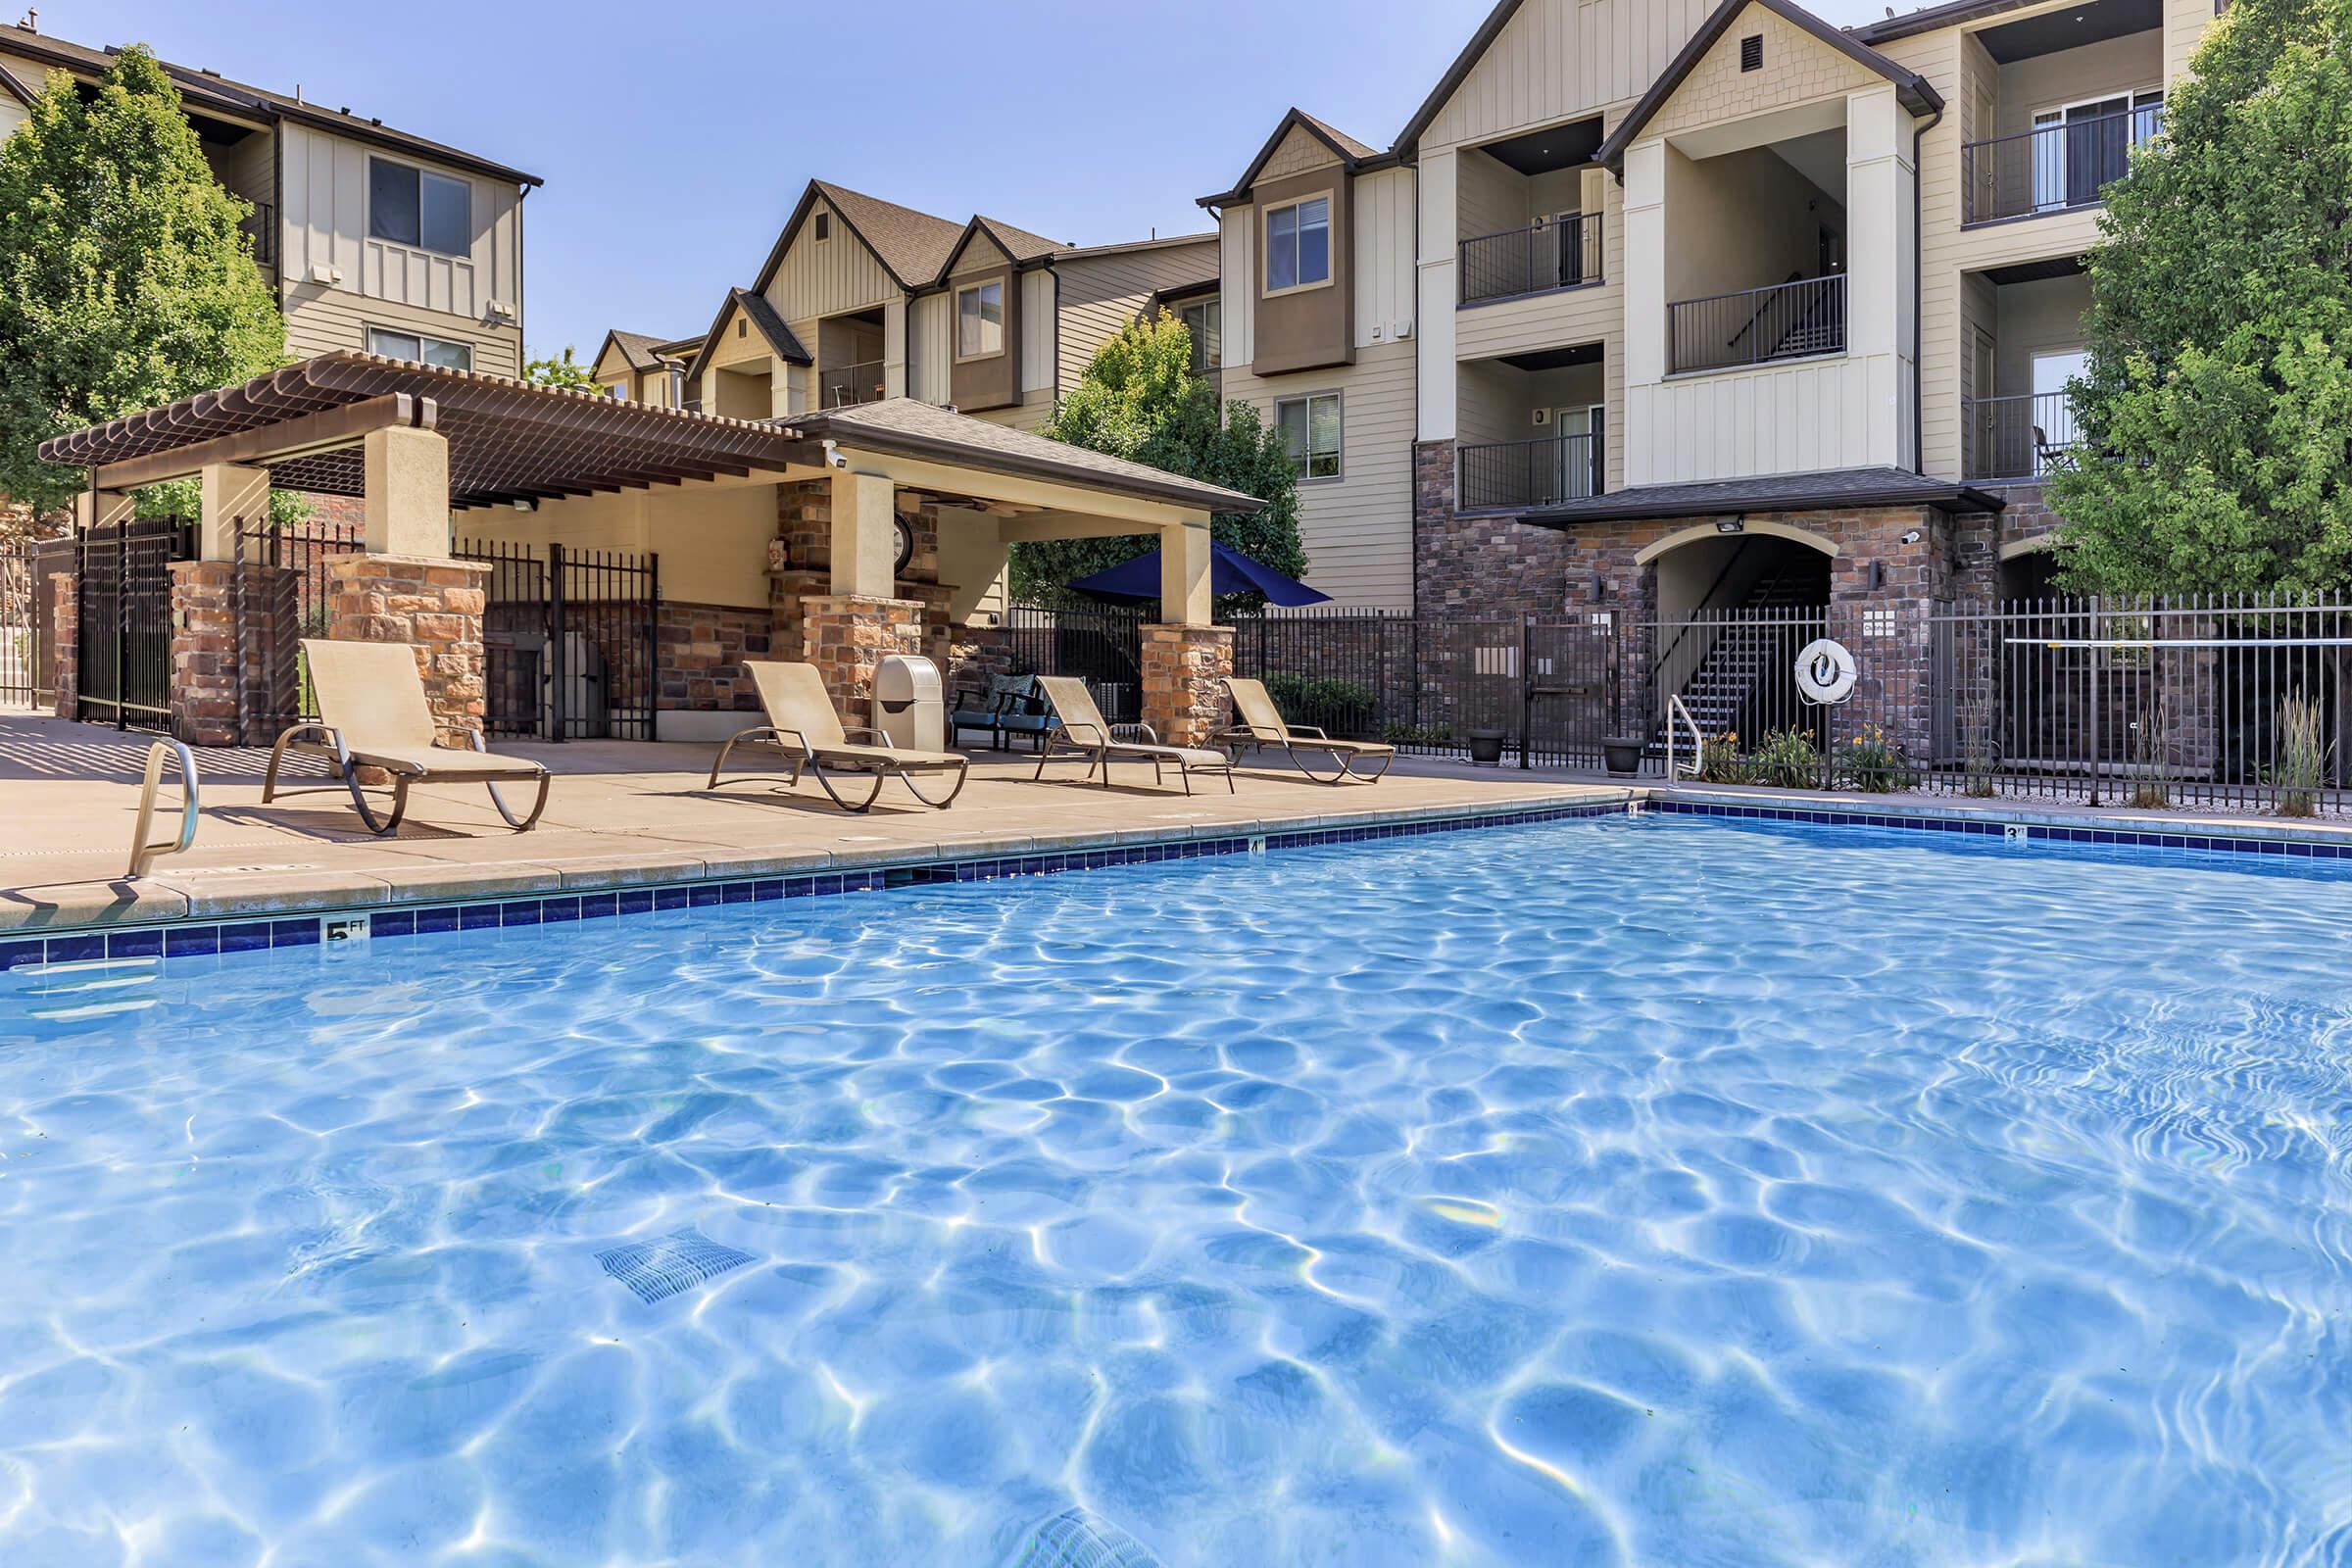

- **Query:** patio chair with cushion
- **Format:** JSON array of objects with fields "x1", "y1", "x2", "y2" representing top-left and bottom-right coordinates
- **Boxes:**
[
  {"x1": 1214, "y1": 676, "x2": 1396, "y2": 784},
  {"x1": 263, "y1": 639, "x2": 551, "y2": 835},
  {"x1": 950, "y1": 671, "x2": 1053, "y2": 753},
  {"x1": 707, "y1": 662, "x2": 968, "y2": 811},
  {"x1": 1032, "y1": 674, "x2": 1235, "y2": 795}
]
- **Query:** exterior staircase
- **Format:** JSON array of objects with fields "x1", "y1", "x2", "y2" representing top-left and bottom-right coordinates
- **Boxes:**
[{"x1": 1650, "y1": 568, "x2": 1823, "y2": 750}]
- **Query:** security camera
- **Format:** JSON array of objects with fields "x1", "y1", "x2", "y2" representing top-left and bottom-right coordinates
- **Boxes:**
[{"x1": 820, "y1": 439, "x2": 847, "y2": 470}]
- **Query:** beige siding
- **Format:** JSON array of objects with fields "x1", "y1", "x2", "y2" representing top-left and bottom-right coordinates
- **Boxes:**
[
  {"x1": 1022, "y1": 270, "x2": 1054, "y2": 396},
  {"x1": 1353, "y1": 167, "x2": 1417, "y2": 348},
  {"x1": 1054, "y1": 239, "x2": 1217, "y2": 391},
  {"x1": 908, "y1": 292, "x2": 952, "y2": 404},
  {"x1": 2165, "y1": 0, "x2": 2216, "y2": 84},
  {"x1": 972, "y1": 390, "x2": 1054, "y2": 435},
  {"x1": 1260, "y1": 123, "x2": 1343, "y2": 182},
  {"x1": 282, "y1": 287, "x2": 520, "y2": 375},
  {"x1": 1989, "y1": 30, "x2": 2161, "y2": 140},
  {"x1": 765, "y1": 197, "x2": 899, "y2": 323},
  {"x1": 1626, "y1": 355, "x2": 1887, "y2": 482},
  {"x1": 1421, "y1": 0, "x2": 1715, "y2": 152},
  {"x1": 1219, "y1": 207, "x2": 1257, "y2": 368},
  {"x1": 279, "y1": 123, "x2": 520, "y2": 327},
  {"x1": 1649, "y1": 7, "x2": 1882, "y2": 139},
  {"x1": 1222, "y1": 340, "x2": 1417, "y2": 611}
]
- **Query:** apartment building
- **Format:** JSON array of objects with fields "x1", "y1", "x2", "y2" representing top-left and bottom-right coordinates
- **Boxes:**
[
  {"x1": 1196, "y1": 0, "x2": 2215, "y2": 616},
  {"x1": 595, "y1": 180, "x2": 1217, "y2": 434},
  {"x1": 0, "y1": 20, "x2": 539, "y2": 378}
]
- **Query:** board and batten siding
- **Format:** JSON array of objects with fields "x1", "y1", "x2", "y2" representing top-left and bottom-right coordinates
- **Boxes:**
[
  {"x1": 1054, "y1": 239, "x2": 1218, "y2": 392},
  {"x1": 764, "y1": 197, "x2": 899, "y2": 325},
  {"x1": 277, "y1": 122, "x2": 522, "y2": 369},
  {"x1": 1418, "y1": 0, "x2": 1715, "y2": 154}
]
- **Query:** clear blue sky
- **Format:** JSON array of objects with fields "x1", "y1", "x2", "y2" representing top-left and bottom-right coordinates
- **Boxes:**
[{"x1": 52, "y1": 0, "x2": 1891, "y2": 362}]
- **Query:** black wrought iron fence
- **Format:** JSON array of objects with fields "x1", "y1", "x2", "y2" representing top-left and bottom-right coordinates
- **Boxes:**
[
  {"x1": 232, "y1": 515, "x2": 366, "y2": 738},
  {"x1": 1963, "y1": 392, "x2": 2081, "y2": 480},
  {"x1": 1669, "y1": 274, "x2": 1845, "y2": 374},
  {"x1": 1458, "y1": 214, "x2": 1603, "y2": 305},
  {"x1": 1961, "y1": 104, "x2": 2160, "y2": 225},
  {"x1": 1456, "y1": 429, "x2": 1604, "y2": 511},
  {"x1": 455, "y1": 537, "x2": 659, "y2": 741},
  {"x1": 0, "y1": 538, "x2": 36, "y2": 708},
  {"x1": 76, "y1": 514, "x2": 192, "y2": 732},
  {"x1": 1004, "y1": 602, "x2": 1147, "y2": 724}
]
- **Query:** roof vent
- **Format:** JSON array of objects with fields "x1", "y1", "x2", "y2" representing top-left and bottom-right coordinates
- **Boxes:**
[{"x1": 1740, "y1": 33, "x2": 1764, "y2": 71}]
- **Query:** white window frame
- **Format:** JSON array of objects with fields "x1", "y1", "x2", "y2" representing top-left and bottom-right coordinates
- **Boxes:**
[
  {"x1": 1179, "y1": 298, "x2": 1221, "y2": 372},
  {"x1": 2030, "y1": 88, "x2": 2163, "y2": 213},
  {"x1": 366, "y1": 326, "x2": 473, "y2": 371},
  {"x1": 1275, "y1": 391, "x2": 1342, "y2": 482},
  {"x1": 1262, "y1": 193, "x2": 1334, "y2": 298},
  {"x1": 956, "y1": 278, "x2": 1006, "y2": 363},
  {"x1": 367, "y1": 156, "x2": 471, "y2": 258}
]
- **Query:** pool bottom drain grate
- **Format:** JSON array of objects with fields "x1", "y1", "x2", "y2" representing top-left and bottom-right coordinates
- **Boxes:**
[
  {"x1": 1011, "y1": 1507, "x2": 1162, "y2": 1568},
  {"x1": 595, "y1": 1229, "x2": 756, "y2": 1303}
]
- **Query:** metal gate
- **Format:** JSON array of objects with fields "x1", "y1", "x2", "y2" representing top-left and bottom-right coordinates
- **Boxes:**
[
  {"x1": 1005, "y1": 602, "x2": 1145, "y2": 723},
  {"x1": 232, "y1": 516, "x2": 368, "y2": 738},
  {"x1": 0, "y1": 536, "x2": 38, "y2": 707},
  {"x1": 76, "y1": 514, "x2": 193, "y2": 731},
  {"x1": 456, "y1": 538, "x2": 659, "y2": 740}
]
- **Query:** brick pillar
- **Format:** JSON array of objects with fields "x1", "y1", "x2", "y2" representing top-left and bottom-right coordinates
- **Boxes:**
[
  {"x1": 49, "y1": 565, "x2": 76, "y2": 719},
  {"x1": 325, "y1": 555, "x2": 488, "y2": 737},
  {"x1": 169, "y1": 561, "x2": 240, "y2": 746},
  {"x1": 800, "y1": 594, "x2": 925, "y2": 725},
  {"x1": 770, "y1": 479, "x2": 833, "y2": 662},
  {"x1": 1141, "y1": 623, "x2": 1234, "y2": 748}
]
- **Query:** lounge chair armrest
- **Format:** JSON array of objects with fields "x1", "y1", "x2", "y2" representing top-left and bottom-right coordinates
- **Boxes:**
[
  {"x1": 1127, "y1": 721, "x2": 1160, "y2": 745},
  {"x1": 1287, "y1": 724, "x2": 1333, "y2": 741},
  {"x1": 840, "y1": 724, "x2": 891, "y2": 749},
  {"x1": 1051, "y1": 719, "x2": 1108, "y2": 746}
]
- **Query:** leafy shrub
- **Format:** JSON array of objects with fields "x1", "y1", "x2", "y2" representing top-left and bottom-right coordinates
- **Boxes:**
[
  {"x1": 1837, "y1": 723, "x2": 1914, "y2": 793},
  {"x1": 1381, "y1": 720, "x2": 1452, "y2": 747},
  {"x1": 1750, "y1": 727, "x2": 1822, "y2": 788},
  {"x1": 1266, "y1": 673, "x2": 1374, "y2": 734}
]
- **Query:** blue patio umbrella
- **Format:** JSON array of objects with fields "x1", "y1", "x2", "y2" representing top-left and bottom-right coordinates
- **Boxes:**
[{"x1": 1067, "y1": 540, "x2": 1332, "y2": 608}]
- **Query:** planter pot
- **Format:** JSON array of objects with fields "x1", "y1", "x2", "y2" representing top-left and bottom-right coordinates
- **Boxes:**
[
  {"x1": 1601, "y1": 737, "x2": 1643, "y2": 776},
  {"x1": 1467, "y1": 728, "x2": 1506, "y2": 765}
]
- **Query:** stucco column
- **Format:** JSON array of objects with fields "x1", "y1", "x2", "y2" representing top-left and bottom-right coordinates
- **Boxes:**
[
  {"x1": 830, "y1": 470, "x2": 895, "y2": 598},
  {"x1": 363, "y1": 424, "x2": 453, "y2": 559},
  {"x1": 72, "y1": 489, "x2": 135, "y2": 534},
  {"x1": 197, "y1": 462, "x2": 270, "y2": 562},
  {"x1": 1845, "y1": 83, "x2": 1916, "y2": 469},
  {"x1": 1158, "y1": 520, "x2": 1214, "y2": 627}
]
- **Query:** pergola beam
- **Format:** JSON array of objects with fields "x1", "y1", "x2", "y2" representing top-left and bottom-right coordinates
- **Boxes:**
[
  {"x1": 92, "y1": 392, "x2": 425, "y2": 491},
  {"x1": 994, "y1": 511, "x2": 1171, "y2": 543}
]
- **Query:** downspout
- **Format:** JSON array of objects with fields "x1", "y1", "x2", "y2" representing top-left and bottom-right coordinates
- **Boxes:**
[{"x1": 1911, "y1": 103, "x2": 1942, "y2": 475}]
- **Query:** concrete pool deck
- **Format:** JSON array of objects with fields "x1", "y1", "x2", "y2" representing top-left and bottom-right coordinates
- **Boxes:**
[
  {"x1": 7, "y1": 710, "x2": 2351, "y2": 939},
  {"x1": 0, "y1": 711, "x2": 1635, "y2": 934}
]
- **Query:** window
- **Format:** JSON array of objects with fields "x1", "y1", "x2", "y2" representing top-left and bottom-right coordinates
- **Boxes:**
[
  {"x1": 2031, "y1": 90, "x2": 2163, "y2": 212},
  {"x1": 1179, "y1": 299, "x2": 1221, "y2": 373},
  {"x1": 1264, "y1": 196, "x2": 1331, "y2": 294},
  {"x1": 368, "y1": 158, "x2": 470, "y2": 256},
  {"x1": 957, "y1": 279, "x2": 1004, "y2": 360},
  {"x1": 813, "y1": 212, "x2": 831, "y2": 242},
  {"x1": 1740, "y1": 33, "x2": 1763, "y2": 71},
  {"x1": 1276, "y1": 393, "x2": 1341, "y2": 480},
  {"x1": 367, "y1": 327, "x2": 472, "y2": 371}
]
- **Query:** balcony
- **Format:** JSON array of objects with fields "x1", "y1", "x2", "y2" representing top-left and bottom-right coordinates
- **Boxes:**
[
  {"x1": 240, "y1": 202, "x2": 275, "y2": 269},
  {"x1": 819, "y1": 360, "x2": 886, "y2": 408},
  {"x1": 1668, "y1": 274, "x2": 1845, "y2": 376},
  {"x1": 1457, "y1": 428, "x2": 1604, "y2": 512},
  {"x1": 1962, "y1": 102, "x2": 2161, "y2": 226},
  {"x1": 1964, "y1": 391, "x2": 2081, "y2": 480},
  {"x1": 1458, "y1": 215, "x2": 1603, "y2": 306}
]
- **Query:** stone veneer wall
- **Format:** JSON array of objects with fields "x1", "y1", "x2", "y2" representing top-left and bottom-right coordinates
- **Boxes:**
[
  {"x1": 325, "y1": 556, "x2": 489, "y2": 736},
  {"x1": 48, "y1": 565, "x2": 74, "y2": 719},
  {"x1": 656, "y1": 601, "x2": 772, "y2": 714},
  {"x1": 767, "y1": 481, "x2": 954, "y2": 678},
  {"x1": 168, "y1": 561, "x2": 297, "y2": 747},
  {"x1": 798, "y1": 595, "x2": 927, "y2": 724},
  {"x1": 1140, "y1": 623, "x2": 1234, "y2": 748},
  {"x1": 1413, "y1": 439, "x2": 1577, "y2": 621}
]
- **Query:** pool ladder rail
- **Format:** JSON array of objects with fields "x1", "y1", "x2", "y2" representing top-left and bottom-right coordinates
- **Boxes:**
[
  {"x1": 127, "y1": 739, "x2": 199, "y2": 879},
  {"x1": 1664, "y1": 694, "x2": 1703, "y2": 780}
]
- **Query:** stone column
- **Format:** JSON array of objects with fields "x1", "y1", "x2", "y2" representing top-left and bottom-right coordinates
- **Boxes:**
[
  {"x1": 168, "y1": 561, "x2": 240, "y2": 746},
  {"x1": 49, "y1": 565, "x2": 74, "y2": 720},
  {"x1": 325, "y1": 555, "x2": 489, "y2": 737},
  {"x1": 800, "y1": 593, "x2": 926, "y2": 725},
  {"x1": 1141, "y1": 622, "x2": 1234, "y2": 748}
]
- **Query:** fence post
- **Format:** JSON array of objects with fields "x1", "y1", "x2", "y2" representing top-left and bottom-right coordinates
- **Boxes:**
[
  {"x1": 1519, "y1": 616, "x2": 1534, "y2": 769},
  {"x1": 549, "y1": 542, "x2": 567, "y2": 743}
]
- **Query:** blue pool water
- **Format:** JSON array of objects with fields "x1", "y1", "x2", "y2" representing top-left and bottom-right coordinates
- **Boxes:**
[{"x1": 3, "y1": 814, "x2": 2350, "y2": 1567}]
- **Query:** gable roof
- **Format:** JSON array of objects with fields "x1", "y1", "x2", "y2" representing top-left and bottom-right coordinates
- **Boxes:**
[
  {"x1": 1393, "y1": 0, "x2": 1532, "y2": 157},
  {"x1": 0, "y1": 26, "x2": 540, "y2": 185},
  {"x1": 1594, "y1": 0, "x2": 1943, "y2": 170},
  {"x1": 679, "y1": 287, "x2": 811, "y2": 394},
  {"x1": 936, "y1": 214, "x2": 1066, "y2": 279},
  {"x1": 750, "y1": 178, "x2": 967, "y2": 297},
  {"x1": 1197, "y1": 107, "x2": 1394, "y2": 208},
  {"x1": 596, "y1": 330, "x2": 669, "y2": 375}
]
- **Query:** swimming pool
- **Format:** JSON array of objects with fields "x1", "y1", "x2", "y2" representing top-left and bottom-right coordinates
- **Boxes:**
[{"x1": 3, "y1": 812, "x2": 2347, "y2": 1566}]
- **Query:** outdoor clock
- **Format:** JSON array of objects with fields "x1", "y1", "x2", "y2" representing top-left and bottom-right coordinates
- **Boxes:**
[{"x1": 894, "y1": 514, "x2": 915, "y2": 575}]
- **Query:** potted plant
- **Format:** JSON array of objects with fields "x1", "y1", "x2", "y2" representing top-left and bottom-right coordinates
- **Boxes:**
[
  {"x1": 1601, "y1": 736, "x2": 1643, "y2": 775},
  {"x1": 1467, "y1": 727, "x2": 1507, "y2": 765}
]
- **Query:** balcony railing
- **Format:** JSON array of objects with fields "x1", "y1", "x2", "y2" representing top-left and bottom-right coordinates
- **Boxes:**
[
  {"x1": 1457, "y1": 427, "x2": 1604, "y2": 512},
  {"x1": 819, "y1": 359, "x2": 886, "y2": 408},
  {"x1": 1962, "y1": 103, "x2": 2161, "y2": 225},
  {"x1": 241, "y1": 202, "x2": 275, "y2": 268},
  {"x1": 1964, "y1": 391, "x2": 2082, "y2": 480},
  {"x1": 1668, "y1": 274, "x2": 1845, "y2": 375},
  {"x1": 1458, "y1": 215, "x2": 1604, "y2": 306}
]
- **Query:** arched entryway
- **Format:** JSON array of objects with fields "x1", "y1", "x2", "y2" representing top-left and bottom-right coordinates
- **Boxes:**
[
  {"x1": 1635, "y1": 520, "x2": 1839, "y2": 746},
  {"x1": 1636, "y1": 519, "x2": 1837, "y2": 619}
]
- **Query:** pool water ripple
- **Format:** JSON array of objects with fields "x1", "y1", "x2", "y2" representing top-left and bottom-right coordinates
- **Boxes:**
[{"x1": 3, "y1": 814, "x2": 2351, "y2": 1565}]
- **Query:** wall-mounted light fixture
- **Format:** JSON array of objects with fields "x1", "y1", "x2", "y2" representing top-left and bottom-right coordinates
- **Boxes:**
[
  {"x1": 1716, "y1": 516, "x2": 1744, "y2": 534},
  {"x1": 1899, "y1": 528, "x2": 1923, "y2": 545},
  {"x1": 511, "y1": 497, "x2": 535, "y2": 514}
]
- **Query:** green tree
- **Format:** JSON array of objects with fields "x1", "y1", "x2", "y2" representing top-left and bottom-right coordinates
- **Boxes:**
[
  {"x1": 2050, "y1": 0, "x2": 2352, "y2": 595},
  {"x1": 0, "y1": 46, "x2": 284, "y2": 516},
  {"x1": 1013, "y1": 311, "x2": 1306, "y2": 611},
  {"x1": 524, "y1": 346, "x2": 601, "y2": 392}
]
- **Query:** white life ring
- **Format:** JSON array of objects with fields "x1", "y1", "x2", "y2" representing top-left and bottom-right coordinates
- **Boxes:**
[{"x1": 1794, "y1": 638, "x2": 1858, "y2": 706}]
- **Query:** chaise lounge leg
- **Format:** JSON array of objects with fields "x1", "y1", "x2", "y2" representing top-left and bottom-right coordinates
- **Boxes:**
[{"x1": 485, "y1": 772, "x2": 551, "y2": 831}]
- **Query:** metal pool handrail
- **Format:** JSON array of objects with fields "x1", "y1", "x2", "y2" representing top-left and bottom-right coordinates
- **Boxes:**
[
  {"x1": 1665, "y1": 694, "x2": 1703, "y2": 779},
  {"x1": 127, "y1": 739, "x2": 198, "y2": 879}
]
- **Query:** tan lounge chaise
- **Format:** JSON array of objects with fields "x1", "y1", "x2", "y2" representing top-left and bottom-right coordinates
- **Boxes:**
[
  {"x1": 1216, "y1": 676, "x2": 1396, "y2": 784},
  {"x1": 264, "y1": 639, "x2": 551, "y2": 834},
  {"x1": 707, "y1": 661, "x2": 968, "y2": 811},
  {"x1": 1033, "y1": 674, "x2": 1235, "y2": 795}
]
